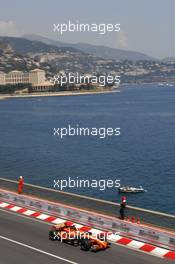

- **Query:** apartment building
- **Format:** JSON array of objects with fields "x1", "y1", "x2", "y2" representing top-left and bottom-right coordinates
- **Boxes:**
[{"x1": 0, "y1": 69, "x2": 47, "y2": 86}]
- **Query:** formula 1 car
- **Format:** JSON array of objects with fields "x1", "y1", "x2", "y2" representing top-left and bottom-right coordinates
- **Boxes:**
[
  {"x1": 49, "y1": 222, "x2": 82, "y2": 246},
  {"x1": 80, "y1": 236, "x2": 110, "y2": 252},
  {"x1": 49, "y1": 222, "x2": 110, "y2": 252}
]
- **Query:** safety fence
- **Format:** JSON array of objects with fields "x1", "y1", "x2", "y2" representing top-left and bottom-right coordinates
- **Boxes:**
[
  {"x1": 0, "y1": 180, "x2": 175, "y2": 250},
  {"x1": 0, "y1": 185, "x2": 175, "y2": 251},
  {"x1": 0, "y1": 178, "x2": 175, "y2": 229}
]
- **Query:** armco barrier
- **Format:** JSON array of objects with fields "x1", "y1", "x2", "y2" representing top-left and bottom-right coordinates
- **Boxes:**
[
  {"x1": 0, "y1": 177, "x2": 175, "y2": 230},
  {"x1": 0, "y1": 188, "x2": 175, "y2": 251}
]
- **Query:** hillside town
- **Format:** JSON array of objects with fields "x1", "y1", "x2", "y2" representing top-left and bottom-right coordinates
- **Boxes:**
[{"x1": 0, "y1": 37, "x2": 175, "y2": 94}]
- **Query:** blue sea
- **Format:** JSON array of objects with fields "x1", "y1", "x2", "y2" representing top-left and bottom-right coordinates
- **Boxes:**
[{"x1": 0, "y1": 84, "x2": 174, "y2": 214}]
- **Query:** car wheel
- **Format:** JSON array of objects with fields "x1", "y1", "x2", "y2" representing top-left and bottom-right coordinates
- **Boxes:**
[{"x1": 80, "y1": 238, "x2": 91, "y2": 251}]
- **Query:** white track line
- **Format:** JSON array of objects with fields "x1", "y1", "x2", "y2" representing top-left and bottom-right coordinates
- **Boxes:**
[{"x1": 0, "y1": 235, "x2": 78, "y2": 264}]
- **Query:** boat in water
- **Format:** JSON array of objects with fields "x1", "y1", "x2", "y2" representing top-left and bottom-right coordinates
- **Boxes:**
[
  {"x1": 166, "y1": 83, "x2": 174, "y2": 87},
  {"x1": 118, "y1": 186, "x2": 145, "y2": 193}
]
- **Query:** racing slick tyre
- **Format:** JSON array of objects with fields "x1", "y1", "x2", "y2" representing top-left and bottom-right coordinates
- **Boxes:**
[
  {"x1": 49, "y1": 230, "x2": 60, "y2": 241},
  {"x1": 80, "y1": 238, "x2": 91, "y2": 251}
]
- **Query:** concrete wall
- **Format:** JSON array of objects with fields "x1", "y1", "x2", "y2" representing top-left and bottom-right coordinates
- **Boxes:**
[{"x1": 0, "y1": 177, "x2": 174, "y2": 230}]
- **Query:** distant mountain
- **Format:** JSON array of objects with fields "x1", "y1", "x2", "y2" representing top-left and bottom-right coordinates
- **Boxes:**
[
  {"x1": 73, "y1": 43, "x2": 155, "y2": 61},
  {"x1": 0, "y1": 36, "x2": 80, "y2": 55},
  {"x1": 23, "y1": 34, "x2": 67, "y2": 48},
  {"x1": 0, "y1": 36, "x2": 105, "y2": 74},
  {"x1": 22, "y1": 34, "x2": 155, "y2": 62}
]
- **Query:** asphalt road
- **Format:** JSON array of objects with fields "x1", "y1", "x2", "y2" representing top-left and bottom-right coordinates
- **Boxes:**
[{"x1": 0, "y1": 208, "x2": 172, "y2": 264}]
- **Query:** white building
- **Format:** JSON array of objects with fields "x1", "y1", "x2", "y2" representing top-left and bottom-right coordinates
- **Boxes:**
[
  {"x1": 0, "y1": 71, "x2": 6, "y2": 85},
  {"x1": 29, "y1": 69, "x2": 45, "y2": 85},
  {"x1": 5, "y1": 70, "x2": 29, "y2": 85},
  {"x1": 0, "y1": 69, "x2": 47, "y2": 86},
  {"x1": 0, "y1": 69, "x2": 54, "y2": 92}
]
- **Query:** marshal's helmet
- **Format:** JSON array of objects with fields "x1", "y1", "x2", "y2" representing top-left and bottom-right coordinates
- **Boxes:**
[{"x1": 122, "y1": 196, "x2": 126, "y2": 203}]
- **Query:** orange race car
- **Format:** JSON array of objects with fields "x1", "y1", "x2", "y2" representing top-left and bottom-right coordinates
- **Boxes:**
[
  {"x1": 49, "y1": 222, "x2": 111, "y2": 252},
  {"x1": 80, "y1": 236, "x2": 110, "y2": 252}
]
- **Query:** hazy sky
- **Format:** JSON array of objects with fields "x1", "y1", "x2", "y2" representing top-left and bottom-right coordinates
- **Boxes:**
[{"x1": 0, "y1": 0, "x2": 174, "y2": 59}]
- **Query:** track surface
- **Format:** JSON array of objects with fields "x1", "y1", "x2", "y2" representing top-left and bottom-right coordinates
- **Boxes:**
[{"x1": 0, "y1": 209, "x2": 172, "y2": 264}]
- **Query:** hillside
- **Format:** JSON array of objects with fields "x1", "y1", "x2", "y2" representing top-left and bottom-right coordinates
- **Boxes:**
[
  {"x1": 23, "y1": 34, "x2": 155, "y2": 61},
  {"x1": 0, "y1": 36, "x2": 105, "y2": 74}
]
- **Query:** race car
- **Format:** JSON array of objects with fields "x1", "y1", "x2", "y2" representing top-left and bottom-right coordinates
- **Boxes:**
[
  {"x1": 49, "y1": 222, "x2": 110, "y2": 252},
  {"x1": 80, "y1": 236, "x2": 110, "y2": 252},
  {"x1": 49, "y1": 221, "x2": 80, "y2": 245}
]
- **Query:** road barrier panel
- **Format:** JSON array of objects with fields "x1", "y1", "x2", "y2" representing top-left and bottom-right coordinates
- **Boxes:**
[{"x1": 0, "y1": 188, "x2": 175, "y2": 251}]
